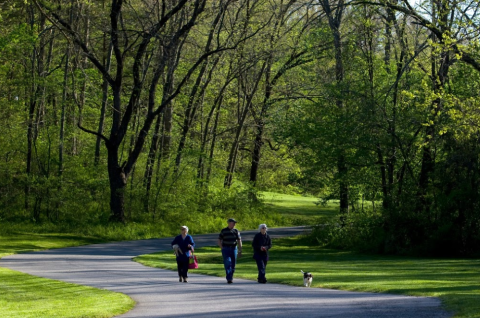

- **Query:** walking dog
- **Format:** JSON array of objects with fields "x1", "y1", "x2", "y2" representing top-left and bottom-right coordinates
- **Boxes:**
[{"x1": 300, "y1": 270, "x2": 313, "y2": 287}]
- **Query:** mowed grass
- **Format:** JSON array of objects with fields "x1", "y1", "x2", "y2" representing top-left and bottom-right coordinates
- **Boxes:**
[
  {"x1": 0, "y1": 233, "x2": 106, "y2": 258},
  {"x1": 260, "y1": 191, "x2": 337, "y2": 224},
  {"x1": 135, "y1": 236, "x2": 480, "y2": 318},
  {"x1": 0, "y1": 233, "x2": 135, "y2": 318}
]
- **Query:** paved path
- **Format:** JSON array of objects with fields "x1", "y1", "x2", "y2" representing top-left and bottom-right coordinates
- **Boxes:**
[{"x1": 1, "y1": 227, "x2": 451, "y2": 317}]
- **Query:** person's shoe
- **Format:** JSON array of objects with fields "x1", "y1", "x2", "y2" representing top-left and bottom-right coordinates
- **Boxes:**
[
  {"x1": 183, "y1": 277, "x2": 188, "y2": 283},
  {"x1": 179, "y1": 276, "x2": 183, "y2": 282},
  {"x1": 227, "y1": 280, "x2": 233, "y2": 284}
]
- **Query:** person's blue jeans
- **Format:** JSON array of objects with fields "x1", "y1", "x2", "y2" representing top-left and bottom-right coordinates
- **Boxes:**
[
  {"x1": 221, "y1": 246, "x2": 237, "y2": 281},
  {"x1": 254, "y1": 253, "x2": 268, "y2": 282}
]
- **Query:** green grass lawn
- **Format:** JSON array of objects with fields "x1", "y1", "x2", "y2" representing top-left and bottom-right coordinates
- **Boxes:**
[
  {"x1": 0, "y1": 233, "x2": 135, "y2": 318},
  {"x1": 135, "y1": 236, "x2": 480, "y2": 318},
  {"x1": 0, "y1": 233, "x2": 106, "y2": 259},
  {"x1": 260, "y1": 191, "x2": 337, "y2": 224}
]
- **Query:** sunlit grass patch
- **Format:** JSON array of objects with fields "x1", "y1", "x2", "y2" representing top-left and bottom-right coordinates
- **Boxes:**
[
  {"x1": 0, "y1": 267, "x2": 134, "y2": 318},
  {"x1": 0, "y1": 233, "x2": 106, "y2": 258},
  {"x1": 260, "y1": 191, "x2": 337, "y2": 224},
  {"x1": 0, "y1": 233, "x2": 134, "y2": 318}
]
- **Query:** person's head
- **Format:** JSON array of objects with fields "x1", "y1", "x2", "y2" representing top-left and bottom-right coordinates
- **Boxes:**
[
  {"x1": 227, "y1": 218, "x2": 237, "y2": 229},
  {"x1": 180, "y1": 225, "x2": 189, "y2": 234},
  {"x1": 258, "y1": 224, "x2": 267, "y2": 233}
]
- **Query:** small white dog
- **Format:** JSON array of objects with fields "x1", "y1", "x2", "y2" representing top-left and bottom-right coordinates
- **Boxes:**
[
  {"x1": 301, "y1": 270, "x2": 313, "y2": 287},
  {"x1": 172, "y1": 244, "x2": 183, "y2": 256}
]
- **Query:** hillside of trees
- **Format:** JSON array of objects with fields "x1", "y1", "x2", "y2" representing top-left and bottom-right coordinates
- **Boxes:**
[{"x1": 1, "y1": 0, "x2": 480, "y2": 255}]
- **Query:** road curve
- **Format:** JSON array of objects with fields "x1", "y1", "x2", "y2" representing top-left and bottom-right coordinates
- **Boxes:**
[{"x1": 1, "y1": 227, "x2": 451, "y2": 317}]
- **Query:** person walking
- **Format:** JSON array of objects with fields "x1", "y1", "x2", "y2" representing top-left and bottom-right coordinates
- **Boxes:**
[
  {"x1": 252, "y1": 223, "x2": 272, "y2": 283},
  {"x1": 171, "y1": 225, "x2": 195, "y2": 283},
  {"x1": 218, "y1": 218, "x2": 242, "y2": 284}
]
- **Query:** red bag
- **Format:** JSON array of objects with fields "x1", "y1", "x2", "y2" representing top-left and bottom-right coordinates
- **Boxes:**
[{"x1": 188, "y1": 254, "x2": 198, "y2": 269}]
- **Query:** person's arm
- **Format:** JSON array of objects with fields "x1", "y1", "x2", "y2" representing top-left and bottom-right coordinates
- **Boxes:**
[
  {"x1": 237, "y1": 238, "x2": 242, "y2": 255},
  {"x1": 266, "y1": 235, "x2": 272, "y2": 250},
  {"x1": 218, "y1": 232, "x2": 223, "y2": 249},
  {"x1": 252, "y1": 233, "x2": 260, "y2": 251},
  {"x1": 237, "y1": 230, "x2": 242, "y2": 255},
  {"x1": 188, "y1": 236, "x2": 195, "y2": 250}
]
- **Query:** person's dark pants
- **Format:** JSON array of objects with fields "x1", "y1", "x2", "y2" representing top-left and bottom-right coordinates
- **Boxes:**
[
  {"x1": 254, "y1": 253, "x2": 268, "y2": 282},
  {"x1": 221, "y1": 246, "x2": 237, "y2": 282},
  {"x1": 176, "y1": 257, "x2": 189, "y2": 279}
]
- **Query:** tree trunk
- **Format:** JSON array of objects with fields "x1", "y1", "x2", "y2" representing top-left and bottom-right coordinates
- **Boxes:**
[
  {"x1": 59, "y1": 47, "x2": 70, "y2": 177},
  {"x1": 322, "y1": 0, "x2": 348, "y2": 215},
  {"x1": 25, "y1": 6, "x2": 46, "y2": 211},
  {"x1": 198, "y1": 62, "x2": 235, "y2": 184},
  {"x1": 249, "y1": 61, "x2": 271, "y2": 187},
  {"x1": 416, "y1": 9, "x2": 450, "y2": 212},
  {"x1": 73, "y1": 3, "x2": 90, "y2": 155},
  {"x1": 225, "y1": 62, "x2": 266, "y2": 188},
  {"x1": 174, "y1": 59, "x2": 209, "y2": 173},
  {"x1": 144, "y1": 113, "x2": 164, "y2": 211},
  {"x1": 59, "y1": 0, "x2": 75, "y2": 176},
  {"x1": 94, "y1": 5, "x2": 113, "y2": 166},
  {"x1": 249, "y1": 124, "x2": 263, "y2": 185},
  {"x1": 143, "y1": 45, "x2": 178, "y2": 210},
  {"x1": 107, "y1": 146, "x2": 127, "y2": 223}
]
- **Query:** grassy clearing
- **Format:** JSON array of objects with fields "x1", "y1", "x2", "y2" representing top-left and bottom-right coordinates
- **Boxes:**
[
  {"x1": 260, "y1": 191, "x2": 337, "y2": 224},
  {"x1": 0, "y1": 233, "x2": 106, "y2": 258},
  {"x1": 135, "y1": 236, "x2": 480, "y2": 318},
  {"x1": 0, "y1": 267, "x2": 134, "y2": 318},
  {"x1": 0, "y1": 233, "x2": 135, "y2": 318}
]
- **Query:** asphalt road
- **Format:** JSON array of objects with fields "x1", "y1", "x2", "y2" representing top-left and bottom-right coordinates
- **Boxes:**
[{"x1": 1, "y1": 226, "x2": 451, "y2": 317}]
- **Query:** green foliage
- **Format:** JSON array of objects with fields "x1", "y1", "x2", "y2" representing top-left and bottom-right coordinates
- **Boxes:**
[
  {"x1": 0, "y1": 187, "x2": 287, "y2": 240},
  {"x1": 1, "y1": 0, "x2": 480, "y2": 258},
  {"x1": 306, "y1": 212, "x2": 386, "y2": 252}
]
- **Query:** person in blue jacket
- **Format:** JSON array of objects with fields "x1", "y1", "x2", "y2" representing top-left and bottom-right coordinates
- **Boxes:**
[{"x1": 171, "y1": 225, "x2": 195, "y2": 283}]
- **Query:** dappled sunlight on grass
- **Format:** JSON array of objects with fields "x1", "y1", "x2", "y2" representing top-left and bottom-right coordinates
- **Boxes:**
[{"x1": 260, "y1": 191, "x2": 337, "y2": 224}]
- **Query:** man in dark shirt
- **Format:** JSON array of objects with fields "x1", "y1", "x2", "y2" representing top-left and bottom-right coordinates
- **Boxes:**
[{"x1": 218, "y1": 218, "x2": 242, "y2": 283}]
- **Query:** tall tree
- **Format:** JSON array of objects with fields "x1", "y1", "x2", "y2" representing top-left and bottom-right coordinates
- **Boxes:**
[
  {"x1": 320, "y1": 0, "x2": 349, "y2": 215},
  {"x1": 33, "y1": 0, "x2": 217, "y2": 222}
]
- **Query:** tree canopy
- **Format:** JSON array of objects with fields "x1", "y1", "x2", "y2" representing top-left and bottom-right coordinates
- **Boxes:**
[{"x1": 1, "y1": 0, "x2": 480, "y2": 255}]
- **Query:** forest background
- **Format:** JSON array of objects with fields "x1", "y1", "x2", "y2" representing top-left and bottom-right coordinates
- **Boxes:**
[{"x1": 1, "y1": 0, "x2": 480, "y2": 256}]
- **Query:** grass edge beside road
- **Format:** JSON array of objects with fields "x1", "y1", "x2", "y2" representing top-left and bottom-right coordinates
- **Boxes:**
[
  {"x1": 135, "y1": 235, "x2": 480, "y2": 318},
  {"x1": 0, "y1": 233, "x2": 135, "y2": 318}
]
